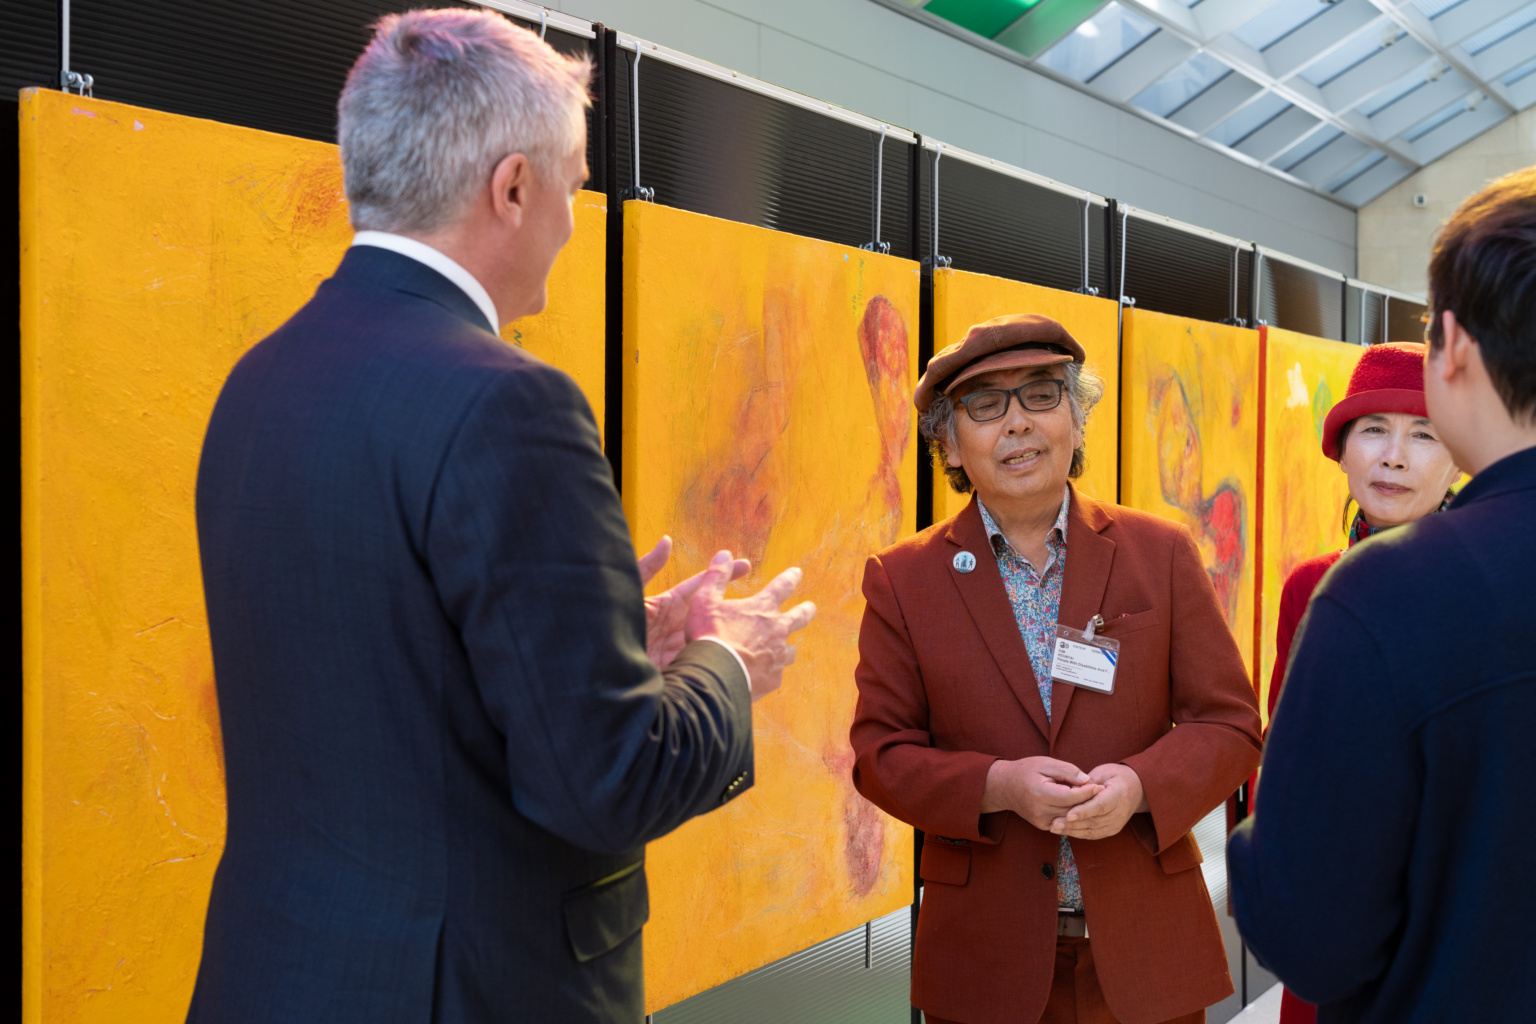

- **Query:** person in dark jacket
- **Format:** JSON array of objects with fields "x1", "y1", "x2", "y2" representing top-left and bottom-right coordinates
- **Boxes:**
[
  {"x1": 1228, "y1": 168, "x2": 1536, "y2": 1023},
  {"x1": 1262, "y1": 341, "x2": 1459, "y2": 1024},
  {"x1": 187, "y1": 10, "x2": 813, "y2": 1024}
]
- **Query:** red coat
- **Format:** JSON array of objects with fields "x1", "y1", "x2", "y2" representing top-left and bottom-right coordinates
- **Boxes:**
[
  {"x1": 851, "y1": 489, "x2": 1263, "y2": 1024},
  {"x1": 1265, "y1": 551, "x2": 1341, "y2": 1024}
]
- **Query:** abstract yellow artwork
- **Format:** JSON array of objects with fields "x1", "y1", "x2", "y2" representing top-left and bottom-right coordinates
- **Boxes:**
[
  {"x1": 931, "y1": 268, "x2": 1121, "y2": 522},
  {"x1": 19, "y1": 89, "x2": 604, "y2": 1024},
  {"x1": 622, "y1": 200, "x2": 918, "y2": 1013},
  {"x1": 1120, "y1": 309, "x2": 1261, "y2": 676},
  {"x1": 1256, "y1": 327, "x2": 1363, "y2": 722}
]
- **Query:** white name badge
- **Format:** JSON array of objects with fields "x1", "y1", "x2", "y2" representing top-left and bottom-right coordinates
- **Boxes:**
[{"x1": 1051, "y1": 620, "x2": 1120, "y2": 694}]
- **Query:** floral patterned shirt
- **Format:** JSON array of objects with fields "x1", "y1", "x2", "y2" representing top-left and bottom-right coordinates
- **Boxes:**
[{"x1": 977, "y1": 490, "x2": 1083, "y2": 911}]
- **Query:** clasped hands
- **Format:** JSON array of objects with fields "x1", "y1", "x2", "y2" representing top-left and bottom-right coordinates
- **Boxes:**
[
  {"x1": 637, "y1": 536, "x2": 816, "y2": 702},
  {"x1": 981, "y1": 756, "x2": 1149, "y2": 840}
]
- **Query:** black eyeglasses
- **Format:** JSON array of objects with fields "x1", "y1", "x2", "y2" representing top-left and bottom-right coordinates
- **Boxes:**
[{"x1": 956, "y1": 379, "x2": 1065, "y2": 422}]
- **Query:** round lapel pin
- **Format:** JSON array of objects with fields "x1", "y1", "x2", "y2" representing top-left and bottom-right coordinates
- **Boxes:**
[{"x1": 953, "y1": 551, "x2": 977, "y2": 573}]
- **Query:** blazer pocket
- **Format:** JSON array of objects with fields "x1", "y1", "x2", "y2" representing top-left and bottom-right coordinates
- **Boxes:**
[
  {"x1": 1099, "y1": 609, "x2": 1161, "y2": 637},
  {"x1": 1157, "y1": 831, "x2": 1204, "y2": 875},
  {"x1": 920, "y1": 838, "x2": 972, "y2": 886},
  {"x1": 563, "y1": 861, "x2": 650, "y2": 963}
]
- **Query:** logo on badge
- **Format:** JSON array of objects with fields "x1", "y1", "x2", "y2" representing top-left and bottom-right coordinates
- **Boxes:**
[{"x1": 953, "y1": 551, "x2": 977, "y2": 573}]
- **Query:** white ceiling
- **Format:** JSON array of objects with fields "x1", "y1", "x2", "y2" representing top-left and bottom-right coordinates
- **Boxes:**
[{"x1": 877, "y1": 0, "x2": 1536, "y2": 206}]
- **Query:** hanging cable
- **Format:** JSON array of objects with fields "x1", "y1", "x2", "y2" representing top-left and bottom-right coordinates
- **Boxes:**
[{"x1": 861, "y1": 125, "x2": 890, "y2": 254}]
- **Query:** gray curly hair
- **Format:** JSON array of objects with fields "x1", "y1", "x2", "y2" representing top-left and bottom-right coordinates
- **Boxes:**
[{"x1": 919, "y1": 361, "x2": 1106, "y2": 494}]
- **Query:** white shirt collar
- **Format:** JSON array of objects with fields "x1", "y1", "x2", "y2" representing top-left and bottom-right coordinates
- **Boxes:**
[{"x1": 351, "y1": 230, "x2": 500, "y2": 331}]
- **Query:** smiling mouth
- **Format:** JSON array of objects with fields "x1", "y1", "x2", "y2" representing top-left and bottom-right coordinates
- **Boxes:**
[{"x1": 1001, "y1": 449, "x2": 1044, "y2": 466}]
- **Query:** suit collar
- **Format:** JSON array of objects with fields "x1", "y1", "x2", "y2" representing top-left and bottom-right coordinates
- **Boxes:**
[
  {"x1": 942, "y1": 485, "x2": 1116, "y2": 746},
  {"x1": 330, "y1": 244, "x2": 496, "y2": 335}
]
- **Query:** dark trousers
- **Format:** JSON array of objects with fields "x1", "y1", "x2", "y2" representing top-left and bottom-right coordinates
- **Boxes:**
[{"x1": 924, "y1": 937, "x2": 1207, "y2": 1024}]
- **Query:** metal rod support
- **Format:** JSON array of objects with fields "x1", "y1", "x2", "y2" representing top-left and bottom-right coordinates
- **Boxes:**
[{"x1": 862, "y1": 126, "x2": 890, "y2": 255}]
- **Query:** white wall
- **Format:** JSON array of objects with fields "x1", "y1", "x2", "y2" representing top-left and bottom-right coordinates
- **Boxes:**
[
  {"x1": 1358, "y1": 107, "x2": 1536, "y2": 298},
  {"x1": 550, "y1": 0, "x2": 1360, "y2": 274}
]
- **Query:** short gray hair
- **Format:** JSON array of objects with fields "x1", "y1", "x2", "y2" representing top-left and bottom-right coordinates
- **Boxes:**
[
  {"x1": 919, "y1": 361, "x2": 1106, "y2": 494},
  {"x1": 339, "y1": 8, "x2": 592, "y2": 233}
]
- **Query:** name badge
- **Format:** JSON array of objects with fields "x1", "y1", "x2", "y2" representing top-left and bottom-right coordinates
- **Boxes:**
[{"x1": 1051, "y1": 615, "x2": 1119, "y2": 694}]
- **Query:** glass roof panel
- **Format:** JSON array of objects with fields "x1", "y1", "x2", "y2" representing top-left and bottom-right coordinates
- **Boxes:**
[
  {"x1": 1462, "y1": 2, "x2": 1536, "y2": 53},
  {"x1": 1231, "y1": 0, "x2": 1332, "y2": 51},
  {"x1": 1357, "y1": 60, "x2": 1437, "y2": 115},
  {"x1": 1405, "y1": 99, "x2": 1469, "y2": 140},
  {"x1": 1298, "y1": 26, "x2": 1401, "y2": 87},
  {"x1": 1276, "y1": 124, "x2": 1344, "y2": 170},
  {"x1": 1130, "y1": 51, "x2": 1231, "y2": 117},
  {"x1": 1415, "y1": 0, "x2": 1469, "y2": 17},
  {"x1": 1206, "y1": 90, "x2": 1292, "y2": 145},
  {"x1": 1326, "y1": 150, "x2": 1386, "y2": 192},
  {"x1": 1503, "y1": 54, "x2": 1536, "y2": 84},
  {"x1": 1037, "y1": 2, "x2": 1160, "y2": 82},
  {"x1": 924, "y1": 0, "x2": 1042, "y2": 39}
]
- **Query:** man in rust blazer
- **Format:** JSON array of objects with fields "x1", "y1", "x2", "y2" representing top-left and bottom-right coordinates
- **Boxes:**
[{"x1": 851, "y1": 314, "x2": 1262, "y2": 1024}]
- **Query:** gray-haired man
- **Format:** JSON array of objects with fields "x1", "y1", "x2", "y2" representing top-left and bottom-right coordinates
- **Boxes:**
[{"x1": 187, "y1": 10, "x2": 813, "y2": 1023}]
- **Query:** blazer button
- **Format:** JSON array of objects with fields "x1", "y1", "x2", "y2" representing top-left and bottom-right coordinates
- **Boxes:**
[{"x1": 1041, "y1": 863, "x2": 1055, "y2": 880}]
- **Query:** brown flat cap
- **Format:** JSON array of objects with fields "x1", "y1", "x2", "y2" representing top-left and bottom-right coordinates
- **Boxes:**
[{"x1": 914, "y1": 313, "x2": 1086, "y2": 412}]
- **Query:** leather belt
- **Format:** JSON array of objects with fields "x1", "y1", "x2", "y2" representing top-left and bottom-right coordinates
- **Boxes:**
[{"x1": 1057, "y1": 910, "x2": 1089, "y2": 939}]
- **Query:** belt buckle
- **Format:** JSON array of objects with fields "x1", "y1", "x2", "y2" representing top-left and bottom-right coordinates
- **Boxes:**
[{"x1": 1056, "y1": 908, "x2": 1089, "y2": 939}]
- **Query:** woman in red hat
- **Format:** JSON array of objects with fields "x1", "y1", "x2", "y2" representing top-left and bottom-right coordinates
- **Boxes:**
[{"x1": 1265, "y1": 340, "x2": 1460, "y2": 1024}]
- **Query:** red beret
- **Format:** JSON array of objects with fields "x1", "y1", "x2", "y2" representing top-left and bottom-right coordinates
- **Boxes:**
[
  {"x1": 1320, "y1": 341, "x2": 1429, "y2": 461},
  {"x1": 914, "y1": 314, "x2": 1086, "y2": 413}
]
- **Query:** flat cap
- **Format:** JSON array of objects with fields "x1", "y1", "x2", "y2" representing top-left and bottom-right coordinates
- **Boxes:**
[{"x1": 914, "y1": 313, "x2": 1086, "y2": 413}]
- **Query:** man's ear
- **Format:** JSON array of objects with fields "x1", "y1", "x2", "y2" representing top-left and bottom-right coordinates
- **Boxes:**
[
  {"x1": 944, "y1": 441, "x2": 963, "y2": 469},
  {"x1": 1431, "y1": 309, "x2": 1474, "y2": 382},
  {"x1": 489, "y1": 151, "x2": 532, "y2": 229}
]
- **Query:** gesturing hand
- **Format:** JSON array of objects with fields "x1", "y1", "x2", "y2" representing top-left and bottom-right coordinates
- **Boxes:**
[
  {"x1": 1050, "y1": 762, "x2": 1148, "y2": 840},
  {"x1": 684, "y1": 550, "x2": 817, "y2": 701},
  {"x1": 636, "y1": 536, "x2": 749, "y2": 669},
  {"x1": 981, "y1": 757, "x2": 1102, "y2": 831}
]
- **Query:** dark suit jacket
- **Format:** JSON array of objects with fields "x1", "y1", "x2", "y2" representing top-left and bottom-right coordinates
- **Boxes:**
[
  {"x1": 851, "y1": 489, "x2": 1262, "y2": 1024},
  {"x1": 1229, "y1": 446, "x2": 1536, "y2": 1024},
  {"x1": 188, "y1": 246, "x2": 753, "y2": 1023}
]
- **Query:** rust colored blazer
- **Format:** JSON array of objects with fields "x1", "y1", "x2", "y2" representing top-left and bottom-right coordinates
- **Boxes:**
[{"x1": 851, "y1": 488, "x2": 1262, "y2": 1024}]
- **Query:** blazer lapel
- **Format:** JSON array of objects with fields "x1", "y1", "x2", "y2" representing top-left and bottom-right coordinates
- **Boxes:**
[
  {"x1": 945, "y1": 499, "x2": 1052, "y2": 741},
  {"x1": 1050, "y1": 487, "x2": 1116, "y2": 746}
]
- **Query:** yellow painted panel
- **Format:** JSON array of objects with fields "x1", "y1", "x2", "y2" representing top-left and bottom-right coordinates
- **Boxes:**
[
  {"x1": 622, "y1": 200, "x2": 918, "y2": 1013},
  {"x1": 507, "y1": 191, "x2": 608, "y2": 431},
  {"x1": 1257, "y1": 327, "x2": 1362, "y2": 725},
  {"x1": 19, "y1": 89, "x2": 603, "y2": 1024},
  {"x1": 931, "y1": 268, "x2": 1121, "y2": 523},
  {"x1": 1119, "y1": 308, "x2": 1260, "y2": 677}
]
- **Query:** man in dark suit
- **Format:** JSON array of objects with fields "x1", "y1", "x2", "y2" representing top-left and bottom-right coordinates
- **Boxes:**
[
  {"x1": 187, "y1": 10, "x2": 813, "y2": 1023},
  {"x1": 1228, "y1": 170, "x2": 1536, "y2": 1022}
]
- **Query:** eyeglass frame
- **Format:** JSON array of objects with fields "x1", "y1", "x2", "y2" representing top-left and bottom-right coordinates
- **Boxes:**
[{"x1": 953, "y1": 378, "x2": 1067, "y2": 422}]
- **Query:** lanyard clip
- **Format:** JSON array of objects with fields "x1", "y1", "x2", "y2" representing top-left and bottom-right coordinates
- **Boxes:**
[{"x1": 1083, "y1": 614, "x2": 1104, "y2": 642}]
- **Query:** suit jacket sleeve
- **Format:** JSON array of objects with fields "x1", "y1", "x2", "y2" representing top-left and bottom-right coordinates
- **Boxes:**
[
  {"x1": 1228, "y1": 595, "x2": 1412, "y2": 1003},
  {"x1": 849, "y1": 553, "x2": 1004, "y2": 843},
  {"x1": 425, "y1": 361, "x2": 753, "y2": 855},
  {"x1": 1121, "y1": 525, "x2": 1263, "y2": 854}
]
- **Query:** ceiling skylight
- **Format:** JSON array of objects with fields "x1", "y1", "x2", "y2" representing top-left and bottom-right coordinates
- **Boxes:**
[
  {"x1": 1132, "y1": 51, "x2": 1230, "y2": 117},
  {"x1": 1037, "y1": 2, "x2": 1160, "y2": 82}
]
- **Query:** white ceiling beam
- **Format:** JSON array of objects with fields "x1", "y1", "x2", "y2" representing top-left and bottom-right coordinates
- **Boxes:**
[
  {"x1": 1334, "y1": 156, "x2": 1414, "y2": 205},
  {"x1": 1508, "y1": 67, "x2": 1536, "y2": 106},
  {"x1": 1235, "y1": 105, "x2": 1322, "y2": 161},
  {"x1": 1193, "y1": 0, "x2": 1286, "y2": 42},
  {"x1": 1170, "y1": 71, "x2": 1264, "y2": 131},
  {"x1": 994, "y1": 0, "x2": 1111, "y2": 58},
  {"x1": 1324, "y1": 38, "x2": 1433, "y2": 111},
  {"x1": 1411, "y1": 99, "x2": 1509, "y2": 161},
  {"x1": 1476, "y1": 22, "x2": 1536, "y2": 80},
  {"x1": 1090, "y1": 31, "x2": 1196, "y2": 101},
  {"x1": 1264, "y1": 0, "x2": 1382, "y2": 80},
  {"x1": 1369, "y1": 0, "x2": 1516, "y2": 113},
  {"x1": 1431, "y1": 0, "x2": 1531, "y2": 48},
  {"x1": 1119, "y1": 0, "x2": 1421, "y2": 166},
  {"x1": 1290, "y1": 133, "x2": 1373, "y2": 185},
  {"x1": 1369, "y1": 71, "x2": 1473, "y2": 138}
]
